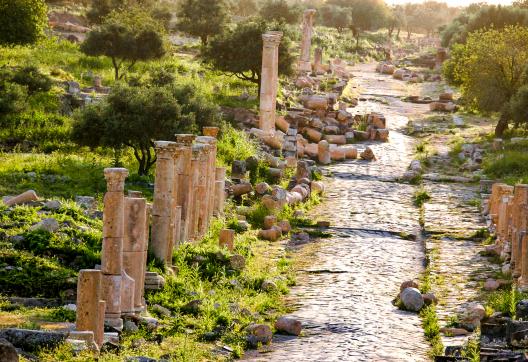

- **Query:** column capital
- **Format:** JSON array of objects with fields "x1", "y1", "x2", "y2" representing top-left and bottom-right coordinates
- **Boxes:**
[
  {"x1": 196, "y1": 136, "x2": 217, "y2": 146},
  {"x1": 175, "y1": 134, "x2": 196, "y2": 146},
  {"x1": 191, "y1": 144, "x2": 210, "y2": 160},
  {"x1": 303, "y1": 9, "x2": 316, "y2": 21},
  {"x1": 154, "y1": 141, "x2": 179, "y2": 159},
  {"x1": 104, "y1": 168, "x2": 128, "y2": 192},
  {"x1": 262, "y1": 32, "x2": 282, "y2": 47}
]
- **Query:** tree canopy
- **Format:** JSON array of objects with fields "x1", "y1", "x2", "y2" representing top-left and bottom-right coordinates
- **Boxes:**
[
  {"x1": 81, "y1": 8, "x2": 166, "y2": 80},
  {"x1": 176, "y1": 0, "x2": 229, "y2": 45},
  {"x1": 73, "y1": 81, "x2": 220, "y2": 175},
  {"x1": 0, "y1": 0, "x2": 48, "y2": 46},
  {"x1": 259, "y1": 0, "x2": 301, "y2": 25},
  {"x1": 201, "y1": 18, "x2": 295, "y2": 90}
]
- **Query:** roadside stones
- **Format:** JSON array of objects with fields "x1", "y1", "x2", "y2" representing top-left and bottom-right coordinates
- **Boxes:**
[
  {"x1": 246, "y1": 324, "x2": 272, "y2": 348},
  {"x1": 483, "y1": 278, "x2": 501, "y2": 291},
  {"x1": 318, "y1": 140, "x2": 331, "y2": 165},
  {"x1": 422, "y1": 293, "x2": 437, "y2": 306},
  {"x1": 43, "y1": 200, "x2": 62, "y2": 210},
  {"x1": 75, "y1": 269, "x2": 105, "y2": 349},
  {"x1": 261, "y1": 280, "x2": 278, "y2": 292},
  {"x1": 400, "y1": 280, "x2": 419, "y2": 292},
  {"x1": 516, "y1": 300, "x2": 528, "y2": 320},
  {"x1": 275, "y1": 317, "x2": 302, "y2": 336},
  {"x1": 360, "y1": 147, "x2": 376, "y2": 161},
  {"x1": 0, "y1": 329, "x2": 66, "y2": 352},
  {"x1": 400, "y1": 287, "x2": 424, "y2": 312},
  {"x1": 229, "y1": 254, "x2": 246, "y2": 271}
]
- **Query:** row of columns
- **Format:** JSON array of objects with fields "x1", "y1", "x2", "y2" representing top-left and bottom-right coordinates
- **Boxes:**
[
  {"x1": 488, "y1": 183, "x2": 528, "y2": 289},
  {"x1": 75, "y1": 128, "x2": 227, "y2": 349}
]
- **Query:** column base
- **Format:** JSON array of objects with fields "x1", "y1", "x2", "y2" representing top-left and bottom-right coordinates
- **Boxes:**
[{"x1": 518, "y1": 278, "x2": 528, "y2": 292}]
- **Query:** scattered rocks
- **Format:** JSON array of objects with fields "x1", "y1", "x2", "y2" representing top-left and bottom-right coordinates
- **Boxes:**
[
  {"x1": 144, "y1": 272, "x2": 165, "y2": 290},
  {"x1": 483, "y1": 278, "x2": 500, "y2": 291},
  {"x1": 439, "y1": 327, "x2": 470, "y2": 336},
  {"x1": 123, "y1": 320, "x2": 139, "y2": 333},
  {"x1": 399, "y1": 280, "x2": 419, "y2": 292},
  {"x1": 29, "y1": 218, "x2": 59, "y2": 233},
  {"x1": 4, "y1": 190, "x2": 38, "y2": 207},
  {"x1": 75, "y1": 196, "x2": 96, "y2": 210},
  {"x1": 400, "y1": 287, "x2": 424, "y2": 312},
  {"x1": 151, "y1": 304, "x2": 171, "y2": 317},
  {"x1": 422, "y1": 293, "x2": 437, "y2": 306},
  {"x1": 516, "y1": 300, "x2": 528, "y2": 320},
  {"x1": 229, "y1": 254, "x2": 246, "y2": 271},
  {"x1": 182, "y1": 299, "x2": 202, "y2": 314},
  {"x1": 0, "y1": 329, "x2": 66, "y2": 352},
  {"x1": 274, "y1": 317, "x2": 302, "y2": 336},
  {"x1": 246, "y1": 324, "x2": 272, "y2": 348},
  {"x1": 290, "y1": 232, "x2": 310, "y2": 246},
  {"x1": 43, "y1": 200, "x2": 62, "y2": 210},
  {"x1": 360, "y1": 147, "x2": 376, "y2": 161},
  {"x1": 261, "y1": 280, "x2": 278, "y2": 292}
]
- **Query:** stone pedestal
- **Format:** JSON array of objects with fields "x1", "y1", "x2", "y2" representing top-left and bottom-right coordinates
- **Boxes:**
[
  {"x1": 101, "y1": 168, "x2": 128, "y2": 330},
  {"x1": 151, "y1": 141, "x2": 178, "y2": 264},
  {"x1": 76, "y1": 269, "x2": 105, "y2": 348},
  {"x1": 259, "y1": 32, "x2": 282, "y2": 134},
  {"x1": 123, "y1": 197, "x2": 148, "y2": 313},
  {"x1": 214, "y1": 167, "x2": 226, "y2": 216},
  {"x1": 299, "y1": 9, "x2": 316, "y2": 73},
  {"x1": 175, "y1": 134, "x2": 196, "y2": 243}
]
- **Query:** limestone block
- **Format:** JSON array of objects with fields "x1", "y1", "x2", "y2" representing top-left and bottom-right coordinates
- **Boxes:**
[
  {"x1": 76, "y1": 270, "x2": 103, "y2": 347},
  {"x1": 263, "y1": 215, "x2": 277, "y2": 230},
  {"x1": 120, "y1": 271, "x2": 135, "y2": 316},
  {"x1": 311, "y1": 181, "x2": 325, "y2": 194},
  {"x1": 318, "y1": 140, "x2": 331, "y2": 165},
  {"x1": 376, "y1": 129, "x2": 390, "y2": 142},
  {"x1": 330, "y1": 147, "x2": 346, "y2": 161},
  {"x1": 305, "y1": 128, "x2": 323, "y2": 143},
  {"x1": 101, "y1": 238, "x2": 123, "y2": 275},
  {"x1": 232, "y1": 183, "x2": 253, "y2": 197},
  {"x1": 304, "y1": 96, "x2": 328, "y2": 110},
  {"x1": 102, "y1": 274, "x2": 121, "y2": 318},
  {"x1": 203, "y1": 127, "x2": 219, "y2": 138},
  {"x1": 4, "y1": 190, "x2": 38, "y2": 207},
  {"x1": 103, "y1": 192, "x2": 125, "y2": 238},
  {"x1": 258, "y1": 226, "x2": 282, "y2": 241},
  {"x1": 275, "y1": 116, "x2": 290, "y2": 133},
  {"x1": 369, "y1": 113, "x2": 386, "y2": 128},
  {"x1": 275, "y1": 317, "x2": 302, "y2": 336},
  {"x1": 296, "y1": 160, "x2": 311, "y2": 181},
  {"x1": 291, "y1": 184, "x2": 309, "y2": 200},
  {"x1": 277, "y1": 220, "x2": 291, "y2": 234},
  {"x1": 360, "y1": 147, "x2": 376, "y2": 161},
  {"x1": 341, "y1": 146, "x2": 358, "y2": 159},
  {"x1": 324, "y1": 135, "x2": 346, "y2": 145}
]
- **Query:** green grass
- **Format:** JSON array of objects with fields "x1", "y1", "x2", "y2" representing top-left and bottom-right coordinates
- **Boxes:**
[
  {"x1": 484, "y1": 150, "x2": 528, "y2": 184},
  {"x1": 420, "y1": 305, "x2": 444, "y2": 358},
  {"x1": 413, "y1": 188, "x2": 431, "y2": 207},
  {"x1": 486, "y1": 284, "x2": 528, "y2": 318}
]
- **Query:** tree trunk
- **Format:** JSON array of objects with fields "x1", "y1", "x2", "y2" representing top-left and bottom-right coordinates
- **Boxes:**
[
  {"x1": 355, "y1": 33, "x2": 360, "y2": 50},
  {"x1": 201, "y1": 35, "x2": 208, "y2": 46},
  {"x1": 397, "y1": 28, "x2": 401, "y2": 40},
  {"x1": 112, "y1": 57, "x2": 120, "y2": 80},
  {"x1": 495, "y1": 113, "x2": 509, "y2": 137}
]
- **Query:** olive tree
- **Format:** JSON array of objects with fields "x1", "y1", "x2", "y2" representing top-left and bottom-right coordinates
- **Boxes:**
[
  {"x1": 176, "y1": 0, "x2": 229, "y2": 45},
  {"x1": 81, "y1": 8, "x2": 166, "y2": 80}
]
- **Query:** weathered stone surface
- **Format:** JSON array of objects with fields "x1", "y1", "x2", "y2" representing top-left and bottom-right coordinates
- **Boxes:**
[
  {"x1": 255, "y1": 182, "x2": 271, "y2": 195},
  {"x1": 0, "y1": 329, "x2": 66, "y2": 352},
  {"x1": 516, "y1": 300, "x2": 528, "y2": 320},
  {"x1": 30, "y1": 218, "x2": 59, "y2": 233},
  {"x1": 400, "y1": 280, "x2": 419, "y2": 292},
  {"x1": 232, "y1": 183, "x2": 253, "y2": 197},
  {"x1": 263, "y1": 215, "x2": 277, "y2": 230},
  {"x1": 229, "y1": 254, "x2": 246, "y2": 271},
  {"x1": 246, "y1": 324, "x2": 272, "y2": 348},
  {"x1": 277, "y1": 220, "x2": 291, "y2": 234},
  {"x1": 275, "y1": 317, "x2": 302, "y2": 336},
  {"x1": 400, "y1": 287, "x2": 424, "y2": 312},
  {"x1": 261, "y1": 280, "x2": 278, "y2": 292},
  {"x1": 360, "y1": 147, "x2": 376, "y2": 161},
  {"x1": 0, "y1": 338, "x2": 18, "y2": 362},
  {"x1": 4, "y1": 190, "x2": 38, "y2": 207},
  {"x1": 483, "y1": 278, "x2": 500, "y2": 291},
  {"x1": 422, "y1": 293, "x2": 437, "y2": 306}
]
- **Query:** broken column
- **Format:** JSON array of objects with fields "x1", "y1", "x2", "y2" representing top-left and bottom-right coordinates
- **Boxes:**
[
  {"x1": 259, "y1": 32, "x2": 282, "y2": 134},
  {"x1": 75, "y1": 269, "x2": 105, "y2": 349},
  {"x1": 313, "y1": 47, "x2": 324, "y2": 74},
  {"x1": 298, "y1": 9, "x2": 316, "y2": 73},
  {"x1": 214, "y1": 167, "x2": 226, "y2": 217},
  {"x1": 101, "y1": 167, "x2": 128, "y2": 330},
  {"x1": 318, "y1": 140, "x2": 330, "y2": 165},
  {"x1": 123, "y1": 196, "x2": 148, "y2": 313},
  {"x1": 175, "y1": 134, "x2": 196, "y2": 243},
  {"x1": 151, "y1": 141, "x2": 178, "y2": 264}
]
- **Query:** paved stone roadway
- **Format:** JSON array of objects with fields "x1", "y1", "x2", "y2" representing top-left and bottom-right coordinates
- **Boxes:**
[{"x1": 246, "y1": 64, "x2": 433, "y2": 361}]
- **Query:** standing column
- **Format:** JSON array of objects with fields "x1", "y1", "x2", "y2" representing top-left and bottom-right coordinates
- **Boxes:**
[
  {"x1": 203, "y1": 127, "x2": 219, "y2": 223},
  {"x1": 151, "y1": 141, "x2": 178, "y2": 264},
  {"x1": 123, "y1": 196, "x2": 148, "y2": 313},
  {"x1": 197, "y1": 132, "x2": 218, "y2": 226},
  {"x1": 268, "y1": 31, "x2": 283, "y2": 123},
  {"x1": 101, "y1": 167, "x2": 128, "y2": 330},
  {"x1": 298, "y1": 9, "x2": 316, "y2": 73},
  {"x1": 514, "y1": 186, "x2": 528, "y2": 278},
  {"x1": 259, "y1": 32, "x2": 282, "y2": 134},
  {"x1": 171, "y1": 146, "x2": 185, "y2": 249},
  {"x1": 214, "y1": 167, "x2": 226, "y2": 217},
  {"x1": 189, "y1": 144, "x2": 207, "y2": 240},
  {"x1": 175, "y1": 134, "x2": 196, "y2": 243},
  {"x1": 76, "y1": 269, "x2": 104, "y2": 348},
  {"x1": 196, "y1": 144, "x2": 211, "y2": 237}
]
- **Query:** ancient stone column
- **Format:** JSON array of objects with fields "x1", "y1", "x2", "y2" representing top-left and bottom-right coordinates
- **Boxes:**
[
  {"x1": 313, "y1": 47, "x2": 323, "y2": 74},
  {"x1": 189, "y1": 144, "x2": 208, "y2": 240},
  {"x1": 151, "y1": 141, "x2": 178, "y2": 264},
  {"x1": 490, "y1": 183, "x2": 513, "y2": 225},
  {"x1": 197, "y1": 144, "x2": 211, "y2": 237},
  {"x1": 268, "y1": 31, "x2": 283, "y2": 120},
  {"x1": 76, "y1": 269, "x2": 104, "y2": 348},
  {"x1": 175, "y1": 134, "x2": 196, "y2": 243},
  {"x1": 513, "y1": 186, "x2": 528, "y2": 278},
  {"x1": 171, "y1": 146, "x2": 186, "y2": 248},
  {"x1": 101, "y1": 167, "x2": 128, "y2": 330},
  {"x1": 518, "y1": 227, "x2": 528, "y2": 290},
  {"x1": 260, "y1": 32, "x2": 282, "y2": 134},
  {"x1": 123, "y1": 197, "x2": 148, "y2": 313},
  {"x1": 214, "y1": 167, "x2": 226, "y2": 217},
  {"x1": 219, "y1": 229, "x2": 235, "y2": 251},
  {"x1": 299, "y1": 9, "x2": 317, "y2": 73},
  {"x1": 197, "y1": 132, "x2": 218, "y2": 227}
]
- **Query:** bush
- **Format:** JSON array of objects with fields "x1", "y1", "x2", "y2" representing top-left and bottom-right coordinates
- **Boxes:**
[{"x1": 0, "y1": 0, "x2": 48, "y2": 46}]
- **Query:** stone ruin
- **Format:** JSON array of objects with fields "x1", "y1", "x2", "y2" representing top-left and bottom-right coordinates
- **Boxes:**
[
  {"x1": 73, "y1": 128, "x2": 226, "y2": 350},
  {"x1": 298, "y1": 9, "x2": 317, "y2": 74}
]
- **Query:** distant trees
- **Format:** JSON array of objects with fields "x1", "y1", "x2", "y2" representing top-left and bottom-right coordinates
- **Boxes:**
[
  {"x1": 259, "y1": 0, "x2": 301, "y2": 25},
  {"x1": 73, "y1": 82, "x2": 220, "y2": 175},
  {"x1": 81, "y1": 9, "x2": 166, "y2": 80},
  {"x1": 318, "y1": 4, "x2": 352, "y2": 33},
  {"x1": 176, "y1": 0, "x2": 229, "y2": 45},
  {"x1": 443, "y1": 26, "x2": 528, "y2": 136},
  {"x1": 234, "y1": 0, "x2": 258, "y2": 17},
  {"x1": 0, "y1": 0, "x2": 48, "y2": 46},
  {"x1": 202, "y1": 19, "x2": 295, "y2": 91}
]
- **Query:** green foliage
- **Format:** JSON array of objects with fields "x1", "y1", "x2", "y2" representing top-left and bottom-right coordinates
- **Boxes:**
[
  {"x1": 81, "y1": 8, "x2": 166, "y2": 80},
  {"x1": 176, "y1": 0, "x2": 229, "y2": 45},
  {"x1": 509, "y1": 84, "x2": 528, "y2": 127},
  {"x1": 484, "y1": 150, "x2": 528, "y2": 183},
  {"x1": 202, "y1": 18, "x2": 295, "y2": 86},
  {"x1": 7, "y1": 66, "x2": 52, "y2": 96},
  {"x1": 87, "y1": 0, "x2": 125, "y2": 24},
  {"x1": 216, "y1": 123, "x2": 260, "y2": 168},
  {"x1": 0, "y1": 0, "x2": 48, "y2": 46},
  {"x1": 73, "y1": 82, "x2": 220, "y2": 175},
  {"x1": 486, "y1": 284, "x2": 528, "y2": 317},
  {"x1": 48, "y1": 306, "x2": 76, "y2": 322},
  {"x1": 318, "y1": 5, "x2": 352, "y2": 32},
  {"x1": 234, "y1": 0, "x2": 258, "y2": 17},
  {"x1": 0, "y1": 81, "x2": 27, "y2": 117},
  {"x1": 259, "y1": 0, "x2": 300, "y2": 25}
]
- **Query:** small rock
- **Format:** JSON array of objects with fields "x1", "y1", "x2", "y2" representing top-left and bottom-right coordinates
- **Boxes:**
[
  {"x1": 274, "y1": 317, "x2": 302, "y2": 336},
  {"x1": 261, "y1": 280, "x2": 278, "y2": 292},
  {"x1": 400, "y1": 280, "x2": 419, "y2": 292},
  {"x1": 502, "y1": 263, "x2": 511, "y2": 276},
  {"x1": 246, "y1": 324, "x2": 272, "y2": 348},
  {"x1": 316, "y1": 220, "x2": 330, "y2": 228},
  {"x1": 182, "y1": 299, "x2": 202, "y2": 314},
  {"x1": 123, "y1": 320, "x2": 138, "y2": 332},
  {"x1": 484, "y1": 279, "x2": 501, "y2": 291},
  {"x1": 237, "y1": 221, "x2": 249, "y2": 231},
  {"x1": 151, "y1": 304, "x2": 171, "y2": 317},
  {"x1": 43, "y1": 200, "x2": 62, "y2": 210},
  {"x1": 229, "y1": 254, "x2": 246, "y2": 271},
  {"x1": 30, "y1": 218, "x2": 59, "y2": 233},
  {"x1": 75, "y1": 196, "x2": 96, "y2": 210},
  {"x1": 291, "y1": 232, "x2": 310, "y2": 245},
  {"x1": 516, "y1": 300, "x2": 528, "y2": 320},
  {"x1": 400, "y1": 287, "x2": 424, "y2": 312},
  {"x1": 126, "y1": 357, "x2": 157, "y2": 362},
  {"x1": 360, "y1": 147, "x2": 376, "y2": 161},
  {"x1": 422, "y1": 293, "x2": 437, "y2": 306},
  {"x1": 255, "y1": 182, "x2": 271, "y2": 195},
  {"x1": 0, "y1": 338, "x2": 18, "y2": 362}
]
